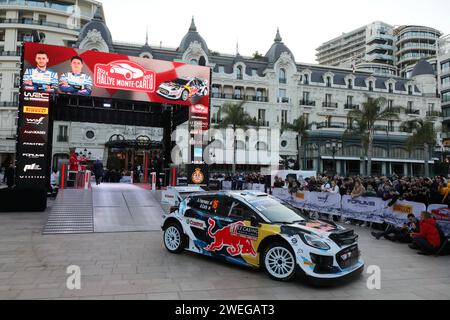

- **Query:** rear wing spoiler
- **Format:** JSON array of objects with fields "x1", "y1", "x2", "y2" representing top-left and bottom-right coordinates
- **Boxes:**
[{"x1": 161, "y1": 186, "x2": 209, "y2": 207}]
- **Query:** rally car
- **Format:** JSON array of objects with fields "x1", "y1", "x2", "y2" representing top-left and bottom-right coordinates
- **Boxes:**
[
  {"x1": 161, "y1": 191, "x2": 364, "y2": 284},
  {"x1": 156, "y1": 77, "x2": 208, "y2": 101}
]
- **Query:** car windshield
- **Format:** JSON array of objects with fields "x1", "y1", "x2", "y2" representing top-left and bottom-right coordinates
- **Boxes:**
[
  {"x1": 171, "y1": 79, "x2": 189, "y2": 85},
  {"x1": 248, "y1": 196, "x2": 309, "y2": 224}
]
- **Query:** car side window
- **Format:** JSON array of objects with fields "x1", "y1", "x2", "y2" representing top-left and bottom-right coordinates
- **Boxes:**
[{"x1": 227, "y1": 198, "x2": 255, "y2": 220}]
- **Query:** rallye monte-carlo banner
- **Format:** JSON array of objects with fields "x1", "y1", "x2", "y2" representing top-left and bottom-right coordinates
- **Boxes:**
[{"x1": 21, "y1": 42, "x2": 211, "y2": 109}]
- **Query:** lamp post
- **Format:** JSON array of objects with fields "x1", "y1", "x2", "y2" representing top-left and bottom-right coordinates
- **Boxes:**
[{"x1": 325, "y1": 140, "x2": 342, "y2": 175}]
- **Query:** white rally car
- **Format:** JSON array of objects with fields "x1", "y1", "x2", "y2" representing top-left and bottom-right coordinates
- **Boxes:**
[
  {"x1": 161, "y1": 191, "x2": 364, "y2": 285},
  {"x1": 156, "y1": 77, "x2": 208, "y2": 101}
]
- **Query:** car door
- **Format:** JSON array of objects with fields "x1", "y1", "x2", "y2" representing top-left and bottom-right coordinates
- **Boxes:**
[
  {"x1": 184, "y1": 195, "x2": 223, "y2": 245},
  {"x1": 204, "y1": 196, "x2": 262, "y2": 265}
]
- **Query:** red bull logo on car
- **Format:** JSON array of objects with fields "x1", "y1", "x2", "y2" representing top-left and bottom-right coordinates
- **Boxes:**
[{"x1": 205, "y1": 218, "x2": 257, "y2": 256}]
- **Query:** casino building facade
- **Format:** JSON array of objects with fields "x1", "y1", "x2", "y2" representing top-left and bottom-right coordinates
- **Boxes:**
[{"x1": 0, "y1": 2, "x2": 446, "y2": 176}]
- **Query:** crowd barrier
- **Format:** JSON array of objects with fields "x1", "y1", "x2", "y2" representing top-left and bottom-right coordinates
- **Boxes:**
[
  {"x1": 209, "y1": 180, "x2": 266, "y2": 192},
  {"x1": 271, "y1": 188, "x2": 450, "y2": 236}
]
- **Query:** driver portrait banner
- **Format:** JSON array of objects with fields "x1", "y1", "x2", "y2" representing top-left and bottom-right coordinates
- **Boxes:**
[
  {"x1": 22, "y1": 42, "x2": 211, "y2": 108},
  {"x1": 341, "y1": 195, "x2": 385, "y2": 223}
]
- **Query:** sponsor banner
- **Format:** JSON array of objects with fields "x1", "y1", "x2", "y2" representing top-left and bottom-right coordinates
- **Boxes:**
[
  {"x1": 383, "y1": 200, "x2": 426, "y2": 227},
  {"x1": 23, "y1": 42, "x2": 210, "y2": 107},
  {"x1": 23, "y1": 106, "x2": 48, "y2": 115},
  {"x1": 291, "y1": 191, "x2": 310, "y2": 208},
  {"x1": 427, "y1": 204, "x2": 448, "y2": 213},
  {"x1": 341, "y1": 195, "x2": 385, "y2": 223},
  {"x1": 15, "y1": 82, "x2": 51, "y2": 189},
  {"x1": 271, "y1": 188, "x2": 292, "y2": 201},
  {"x1": 304, "y1": 192, "x2": 341, "y2": 216}
]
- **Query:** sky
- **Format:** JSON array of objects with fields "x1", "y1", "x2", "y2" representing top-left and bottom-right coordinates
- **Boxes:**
[{"x1": 100, "y1": 0, "x2": 450, "y2": 63}]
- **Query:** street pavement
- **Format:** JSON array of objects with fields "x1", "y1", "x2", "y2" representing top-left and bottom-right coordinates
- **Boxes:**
[{"x1": 0, "y1": 186, "x2": 450, "y2": 300}]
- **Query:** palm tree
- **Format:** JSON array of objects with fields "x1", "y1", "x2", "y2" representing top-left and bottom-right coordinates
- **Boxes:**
[
  {"x1": 343, "y1": 117, "x2": 369, "y2": 175},
  {"x1": 282, "y1": 115, "x2": 308, "y2": 170},
  {"x1": 401, "y1": 119, "x2": 437, "y2": 177},
  {"x1": 345, "y1": 96, "x2": 400, "y2": 176},
  {"x1": 217, "y1": 101, "x2": 257, "y2": 174}
]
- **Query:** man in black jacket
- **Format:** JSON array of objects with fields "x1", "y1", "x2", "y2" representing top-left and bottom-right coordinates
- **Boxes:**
[{"x1": 371, "y1": 214, "x2": 419, "y2": 243}]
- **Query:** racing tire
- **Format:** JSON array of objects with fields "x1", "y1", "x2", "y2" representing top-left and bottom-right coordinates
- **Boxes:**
[
  {"x1": 181, "y1": 90, "x2": 189, "y2": 101},
  {"x1": 262, "y1": 242, "x2": 297, "y2": 282},
  {"x1": 163, "y1": 222, "x2": 185, "y2": 254}
]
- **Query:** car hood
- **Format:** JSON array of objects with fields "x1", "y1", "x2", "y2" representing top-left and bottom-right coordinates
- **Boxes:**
[
  {"x1": 282, "y1": 220, "x2": 338, "y2": 236},
  {"x1": 159, "y1": 82, "x2": 183, "y2": 90}
]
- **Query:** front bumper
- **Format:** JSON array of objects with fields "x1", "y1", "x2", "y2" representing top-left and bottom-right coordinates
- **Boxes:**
[
  {"x1": 297, "y1": 243, "x2": 364, "y2": 283},
  {"x1": 300, "y1": 261, "x2": 364, "y2": 286},
  {"x1": 156, "y1": 88, "x2": 181, "y2": 100}
]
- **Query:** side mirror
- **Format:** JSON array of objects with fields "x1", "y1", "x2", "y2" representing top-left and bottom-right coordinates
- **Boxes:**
[{"x1": 250, "y1": 215, "x2": 260, "y2": 227}]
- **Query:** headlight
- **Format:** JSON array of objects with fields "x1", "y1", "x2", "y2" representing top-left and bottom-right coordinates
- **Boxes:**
[{"x1": 300, "y1": 233, "x2": 330, "y2": 250}]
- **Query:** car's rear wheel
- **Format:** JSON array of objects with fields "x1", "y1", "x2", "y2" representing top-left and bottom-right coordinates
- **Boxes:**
[
  {"x1": 181, "y1": 90, "x2": 189, "y2": 101},
  {"x1": 262, "y1": 242, "x2": 297, "y2": 281},
  {"x1": 164, "y1": 223, "x2": 185, "y2": 253}
]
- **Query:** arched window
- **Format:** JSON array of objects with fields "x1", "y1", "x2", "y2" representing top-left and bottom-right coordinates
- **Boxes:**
[
  {"x1": 368, "y1": 81, "x2": 374, "y2": 91},
  {"x1": 388, "y1": 83, "x2": 393, "y2": 93},
  {"x1": 348, "y1": 79, "x2": 353, "y2": 89},
  {"x1": 237, "y1": 66, "x2": 243, "y2": 80},
  {"x1": 326, "y1": 76, "x2": 332, "y2": 87},
  {"x1": 256, "y1": 142, "x2": 268, "y2": 151},
  {"x1": 190, "y1": 58, "x2": 198, "y2": 65},
  {"x1": 279, "y1": 68, "x2": 286, "y2": 84},
  {"x1": 199, "y1": 56, "x2": 206, "y2": 66}
]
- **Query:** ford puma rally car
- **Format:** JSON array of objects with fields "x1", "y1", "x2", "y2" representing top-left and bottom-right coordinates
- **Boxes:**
[
  {"x1": 156, "y1": 77, "x2": 208, "y2": 101},
  {"x1": 162, "y1": 191, "x2": 364, "y2": 284}
]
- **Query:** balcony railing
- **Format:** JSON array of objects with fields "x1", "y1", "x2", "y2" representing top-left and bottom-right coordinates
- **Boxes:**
[
  {"x1": 426, "y1": 111, "x2": 443, "y2": 117},
  {"x1": 256, "y1": 120, "x2": 270, "y2": 127},
  {"x1": 406, "y1": 109, "x2": 420, "y2": 115},
  {"x1": 277, "y1": 97, "x2": 290, "y2": 103},
  {"x1": 211, "y1": 117, "x2": 220, "y2": 124},
  {"x1": 317, "y1": 122, "x2": 346, "y2": 129},
  {"x1": 57, "y1": 135, "x2": 68, "y2": 142},
  {"x1": 0, "y1": 101, "x2": 18, "y2": 107},
  {"x1": 211, "y1": 93, "x2": 268, "y2": 102},
  {"x1": 0, "y1": 51, "x2": 20, "y2": 56},
  {"x1": 300, "y1": 100, "x2": 316, "y2": 106},
  {"x1": 0, "y1": 18, "x2": 79, "y2": 31},
  {"x1": 245, "y1": 95, "x2": 268, "y2": 102},
  {"x1": 344, "y1": 104, "x2": 359, "y2": 110},
  {"x1": 322, "y1": 102, "x2": 338, "y2": 108}
]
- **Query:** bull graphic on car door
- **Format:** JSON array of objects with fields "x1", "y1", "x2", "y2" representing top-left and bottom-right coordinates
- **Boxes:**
[{"x1": 205, "y1": 218, "x2": 257, "y2": 256}]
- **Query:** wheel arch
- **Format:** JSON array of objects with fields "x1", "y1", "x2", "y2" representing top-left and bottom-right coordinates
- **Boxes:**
[
  {"x1": 257, "y1": 234, "x2": 292, "y2": 256},
  {"x1": 162, "y1": 216, "x2": 183, "y2": 231}
]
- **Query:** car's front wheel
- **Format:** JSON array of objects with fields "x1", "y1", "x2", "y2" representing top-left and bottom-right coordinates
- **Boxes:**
[
  {"x1": 262, "y1": 242, "x2": 297, "y2": 281},
  {"x1": 163, "y1": 223, "x2": 185, "y2": 253},
  {"x1": 181, "y1": 90, "x2": 189, "y2": 101}
]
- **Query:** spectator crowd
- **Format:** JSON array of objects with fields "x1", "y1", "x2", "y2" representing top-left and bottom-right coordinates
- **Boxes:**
[{"x1": 276, "y1": 174, "x2": 450, "y2": 206}]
